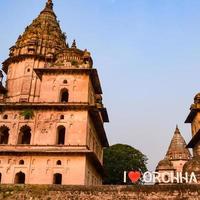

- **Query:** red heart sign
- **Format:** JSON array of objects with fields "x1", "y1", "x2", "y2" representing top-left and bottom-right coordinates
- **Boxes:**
[{"x1": 128, "y1": 171, "x2": 141, "y2": 183}]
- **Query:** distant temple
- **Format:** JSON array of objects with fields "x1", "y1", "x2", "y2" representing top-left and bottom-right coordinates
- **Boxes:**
[
  {"x1": 156, "y1": 126, "x2": 191, "y2": 179},
  {"x1": 0, "y1": 0, "x2": 109, "y2": 185}
]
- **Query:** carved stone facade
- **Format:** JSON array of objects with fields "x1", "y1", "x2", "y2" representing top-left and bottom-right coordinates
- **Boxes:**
[
  {"x1": 183, "y1": 93, "x2": 200, "y2": 181},
  {"x1": 0, "y1": 0, "x2": 109, "y2": 185}
]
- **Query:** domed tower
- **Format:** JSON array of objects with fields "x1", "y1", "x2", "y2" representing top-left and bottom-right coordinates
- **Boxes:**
[
  {"x1": 156, "y1": 126, "x2": 191, "y2": 180},
  {"x1": 184, "y1": 93, "x2": 200, "y2": 182},
  {"x1": 2, "y1": 0, "x2": 68, "y2": 102},
  {"x1": 0, "y1": 0, "x2": 109, "y2": 185}
]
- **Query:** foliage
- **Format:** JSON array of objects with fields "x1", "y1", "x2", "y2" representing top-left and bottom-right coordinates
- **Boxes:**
[
  {"x1": 20, "y1": 109, "x2": 34, "y2": 119},
  {"x1": 103, "y1": 144, "x2": 148, "y2": 185}
]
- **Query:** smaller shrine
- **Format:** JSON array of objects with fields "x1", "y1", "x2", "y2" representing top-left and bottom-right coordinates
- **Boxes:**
[{"x1": 156, "y1": 126, "x2": 191, "y2": 179}]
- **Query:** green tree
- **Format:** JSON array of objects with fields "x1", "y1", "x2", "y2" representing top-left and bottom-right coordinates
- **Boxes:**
[
  {"x1": 103, "y1": 144, "x2": 148, "y2": 185},
  {"x1": 20, "y1": 109, "x2": 34, "y2": 119}
]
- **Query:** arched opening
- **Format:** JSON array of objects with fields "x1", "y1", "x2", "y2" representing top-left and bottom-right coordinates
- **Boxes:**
[
  {"x1": 63, "y1": 80, "x2": 68, "y2": 84},
  {"x1": 3, "y1": 115, "x2": 8, "y2": 120},
  {"x1": 56, "y1": 160, "x2": 62, "y2": 165},
  {"x1": 60, "y1": 115, "x2": 64, "y2": 120},
  {"x1": 53, "y1": 173, "x2": 62, "y2": 185},
  {"x1": 57, "y1": 126, "x2": 65, "y2": 145},
  {"x1": 60, "y1": 89, "x2": 69, "y2": 103},
  {"x1": 19, "y1": 160, "x2": 24, "y2": 165},
  {"x1": 14, "y1": 172, "x2": 25, "y2": 184},
  {"x1": 0, "y1": 126, "x2": 9, "y2": 144},
  {"x1": 18, "y1": 126, "x2": 31, "y2": 145}
]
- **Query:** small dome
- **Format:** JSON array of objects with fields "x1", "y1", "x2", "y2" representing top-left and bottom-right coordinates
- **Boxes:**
[
  {"x1": 54, "y1": 48, "x2": 93, "y2": 68},
  {"x1": 156, "y1": 159, "x2": 174, "y2": 171},
  {"x1": 194, "y1": 93, "x2": 200, "y2": 104},
  {"x1": 183, "y1": 156, "x2": 200, "y2": 182},
  {"x1": 183, "y1": 156, "x2": 200, "y2": 174}
]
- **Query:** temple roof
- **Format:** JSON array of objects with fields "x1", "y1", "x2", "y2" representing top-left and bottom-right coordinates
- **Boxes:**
[
  {"x1": 17, "y1": 0, "x2": 67, "y2": 50},
  {"x1": 3, "y1": 0, "x2": 68, "y2": 72},
  {"x1": 156, "y1": 159, "x2": 174, "y2": 171},
  {"x1": 3, "y1": 0, "x2": 94, "y2": 73},
  {"x1": 165, "y1": 126, "x2": 191, "y2": 161}
]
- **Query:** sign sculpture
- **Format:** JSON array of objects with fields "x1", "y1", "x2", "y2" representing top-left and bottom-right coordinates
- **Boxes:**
[{"x1": 124, "y1": 171, "x2": 197, "y2": 184}]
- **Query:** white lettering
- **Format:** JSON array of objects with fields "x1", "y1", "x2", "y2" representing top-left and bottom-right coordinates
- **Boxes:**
[
  {"x1": 124, "y1": 171, "x2": 127, "y2": 183},
  {"x1": 172, "y1": 172, "x2": 180, "y2": 183},
  {"x1": 143, "y1": 171, "x2": 152, "y2": 183},
  {"x1": 161, "y1": 172, "x2": 171, "y2": 184},
  {"x1": 189, "y1": 172, "x2": 197, "y2": 184},
  {"x1": 152, "y1": 172, "x2": 161, "y2": 183},
  {"x1": 180, "y1": 172, "x2": 188, "y2": 183},
  {"x1": 124, "y1": 171, "x2": 197, "y2": 184}
]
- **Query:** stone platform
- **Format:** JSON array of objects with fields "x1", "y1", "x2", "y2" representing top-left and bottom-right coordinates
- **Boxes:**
[{"x1": 0, "y1": 184, "x2": 200, "y2": 200}]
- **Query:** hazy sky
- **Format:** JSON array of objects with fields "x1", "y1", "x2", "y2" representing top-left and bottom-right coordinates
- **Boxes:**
[{"x1": 0, "y1": 0, "x2": 200, "y2": 170}]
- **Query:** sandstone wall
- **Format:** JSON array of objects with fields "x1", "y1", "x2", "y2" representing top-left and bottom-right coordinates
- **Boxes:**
[{"x1": 0, "y1": 184, "x2": 200, "y2": 200}]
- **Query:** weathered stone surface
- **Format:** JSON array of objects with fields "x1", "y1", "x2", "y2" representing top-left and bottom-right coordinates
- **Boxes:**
[
  {"x1": 0, "y1": 0, "x2": 108, "y2": 186},
  {"x1": 0, "y1": 185, "x2": 199, "y2": 200},
  {"x1": 156, "y1": 126, "x2": 191, "y2": 174}
]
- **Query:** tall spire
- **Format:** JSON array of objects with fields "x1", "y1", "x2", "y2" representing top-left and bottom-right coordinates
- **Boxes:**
[
  {"x1": 2, "y1": 0, "x2": 67, "y2": 73},
  {"x1": 165, "y1": 126, "x2": 191, "y2": 160},
  {"x1": 175, "y1": 125, "x2": 180, "y2": 134},
  {"x1": 71, "y1": 39, "x2": 77, "y2": 48},
  {"x1": 45, "y1": 0, "x2": 53, "y2": 10}
]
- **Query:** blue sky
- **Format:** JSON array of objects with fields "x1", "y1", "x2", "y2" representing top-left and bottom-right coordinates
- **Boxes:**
[{"x1": 1, "y1": 0, "x2": 200, "y2": 170}]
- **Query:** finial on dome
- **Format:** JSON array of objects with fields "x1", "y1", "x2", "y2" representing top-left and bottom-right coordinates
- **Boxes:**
[
  {"x1": 71, "y1": 40, "x2": 77, "y2": 48},
  {"x1": 194, "y1": 93, "x2": 200, "y2": 104},
  {"x1": 46, "y1": 0, "x2": 53, "y2": 10},
  {"x1": 175, "y1": 125, "x2": 180, "y2": 134}
]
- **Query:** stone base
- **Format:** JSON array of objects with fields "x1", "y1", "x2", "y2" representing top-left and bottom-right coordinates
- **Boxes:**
[{"x1": 0, "y1": 184, "x2": 200, "y2": 200}]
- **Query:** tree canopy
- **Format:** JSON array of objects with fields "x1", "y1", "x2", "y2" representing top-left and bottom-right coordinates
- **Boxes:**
[{"x1": 103, "y1": 144, "x2": 148, "y2": 185}]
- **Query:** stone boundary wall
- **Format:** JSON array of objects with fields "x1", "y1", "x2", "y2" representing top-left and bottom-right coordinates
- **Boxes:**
[{"x1": 0, "y1": 185, "x2": 200, "y2": 200}]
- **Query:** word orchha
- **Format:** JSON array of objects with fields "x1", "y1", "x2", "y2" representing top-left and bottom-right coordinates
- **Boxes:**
[{"x1": 124, "y1": 171, "x2": 197, "y2": 184}]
